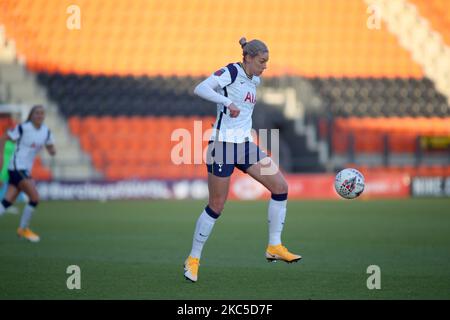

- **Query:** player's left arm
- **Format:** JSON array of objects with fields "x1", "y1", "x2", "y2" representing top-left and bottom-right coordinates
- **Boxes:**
[
  {"x1": 45, "y1": 144, "x2": 56, "y2": 156},
  {"x1": 45, "y1": 129, "x2": 56, "y2": 156}
]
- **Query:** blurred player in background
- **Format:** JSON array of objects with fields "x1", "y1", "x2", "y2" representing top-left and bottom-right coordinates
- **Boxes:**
[
  {"x1": 183, "y1": 37, "x2": 301, "y2": 282},
  {"x1": 0, "y1": 105, "x2": 56, "y2": 242}
]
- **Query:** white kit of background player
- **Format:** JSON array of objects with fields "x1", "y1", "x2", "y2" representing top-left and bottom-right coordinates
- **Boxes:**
[{"x1": 0, "y1": 106, "x2": 56, "y2": 242}]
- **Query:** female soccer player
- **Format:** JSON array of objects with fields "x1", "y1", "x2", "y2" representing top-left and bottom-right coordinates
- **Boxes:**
[
  {"x1": 184, "y1": 38, "x2": 301, "y2": 282},
  {"x1": 0, "y1": 105, "x2": 56, "y2": 242}
]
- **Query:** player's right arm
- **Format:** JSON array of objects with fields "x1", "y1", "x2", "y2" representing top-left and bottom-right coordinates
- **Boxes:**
[{"x1": 194, "y1": 69, "x2": 240, "y2": 118}]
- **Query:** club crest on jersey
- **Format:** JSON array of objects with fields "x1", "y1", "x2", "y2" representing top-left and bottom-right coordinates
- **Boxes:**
[
  {"x1": 244, "y1": 92, "x2": 256, "y2": 103},
  {"x1": 214, "y1": 69, "x2": 225, "y2": 76}
]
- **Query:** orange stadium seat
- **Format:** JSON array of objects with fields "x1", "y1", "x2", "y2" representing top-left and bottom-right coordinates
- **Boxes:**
[
  {"x1": 333, "y1": 117, "x2": 450, "y2": 154},
  {"x1": 0, "y1": 117, "x2": 15, "y2": 133},
  {"x1": 0, "y1": 0, "x2": 423, "y2": 78},
  {"x1": 69, "y1": 116, "x2": 216, "y2": 179},
  {"x1": 31, "y1": 156, "x2": 52, "y2": 180},
  {"x1": 389, "y1": 134, "x2": 418, "y2": 153}
]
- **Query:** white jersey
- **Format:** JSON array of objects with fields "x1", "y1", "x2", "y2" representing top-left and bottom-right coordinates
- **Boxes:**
[
  {"x1": 7, "y1": 122, "x2": 54, "y2": 172},
  {"x1": 196, "y1": 63, "x2": 260, "y2": 143}
]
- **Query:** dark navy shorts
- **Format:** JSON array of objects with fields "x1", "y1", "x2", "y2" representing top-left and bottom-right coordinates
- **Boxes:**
[
  {"x1": 206, "y1": 140, "x2": 268, "y2": 177},
  {"x1": 8, "y1": 169, "x2": 31, "y2": 187}
]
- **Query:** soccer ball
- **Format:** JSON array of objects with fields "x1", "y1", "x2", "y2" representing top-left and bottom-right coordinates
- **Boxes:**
[{"x1": 334, "y1": 168, "x2": 365, "y2": 199}]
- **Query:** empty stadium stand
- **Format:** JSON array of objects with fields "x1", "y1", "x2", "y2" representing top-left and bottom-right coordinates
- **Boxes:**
[
  {"x1": 37, "y1": 74, "x2": 214, "y2": 117},
  {"x1": 0, "y1": 0, "x2": 423, "y2": 78},
  {"x1": 0, "y1": 0, "x2": 449, "y2": 180},
  {"x1": 310, "y1": 78, "x2": 449, "y2": 117},
  {"x1": 331, "y1": 116, "x2": 450, "y2": 154},
  {"x1": 38, "y1": 72, "x2": 323, "y2": 176}
]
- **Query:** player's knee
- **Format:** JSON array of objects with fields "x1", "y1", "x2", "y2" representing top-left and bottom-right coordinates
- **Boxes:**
[
  {"x1": 207, "y1": 199, "x2": 225, "y2": 216},
  {"x1": 1, "y1": 199, "x2": 12, "y2": 209},
  {"x1": 29, "y1": 194, "x2": 40, "y2": 204},
  {"x1": 29, "y1": 200, "x2": 39, "y2": 208},
  {"x1": 272, "y1": 180, "x2": 288, "y2": 195}
]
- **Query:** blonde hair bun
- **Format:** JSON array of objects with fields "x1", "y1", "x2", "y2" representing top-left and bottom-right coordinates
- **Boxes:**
[{"x1": 239, "y1": 37, "x2": 247, "y2": 48}]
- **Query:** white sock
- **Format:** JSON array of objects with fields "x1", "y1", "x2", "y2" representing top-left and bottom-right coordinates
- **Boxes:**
[
  {"x1": 268, "y1": 197, "x2": 287, "y2": 246},
  {"x1": 189, "y1": 208, "x2": 218, "y2": 259},
  {"x1": 19, "y1": 204, "x2": 35, "y2": 229},
  {"x1": 0, "y1": 203, "x2": 5, "y2": 216}
]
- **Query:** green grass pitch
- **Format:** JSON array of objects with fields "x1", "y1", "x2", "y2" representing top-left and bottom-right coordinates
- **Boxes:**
[{"x1": 0, "y1": 199, "x2": 449, "y2": 299}]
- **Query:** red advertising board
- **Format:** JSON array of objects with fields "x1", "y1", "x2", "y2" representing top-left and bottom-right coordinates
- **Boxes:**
[
  {"x1": 35, "y1": 173, "x2": 411, "y2": 200},
  {"x1": 228, "y1": 172, "x2": 411, "y2": 200},
  {"x1": 362, "y1": 173, "x2": 411, "y2": 199}
]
